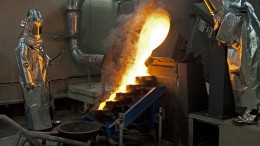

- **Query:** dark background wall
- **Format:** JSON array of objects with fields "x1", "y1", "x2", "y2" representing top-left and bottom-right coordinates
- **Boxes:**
[{"x1": 1, "y1": 0, "x2": 258, "y2": 104}]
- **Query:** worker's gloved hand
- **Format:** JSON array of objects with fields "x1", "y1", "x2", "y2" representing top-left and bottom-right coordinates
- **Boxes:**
[
  {"x1": 24, "y1": 83, "x2": 35, "y2": 90},
  {"x1": 46, "y1": 60, "x2": 52, "y2": 66}
]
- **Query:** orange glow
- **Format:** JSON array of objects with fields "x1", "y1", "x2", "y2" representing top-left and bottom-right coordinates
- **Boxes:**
[{"x1": 98, "y1": 8, "x2": 170, "y2": 110}]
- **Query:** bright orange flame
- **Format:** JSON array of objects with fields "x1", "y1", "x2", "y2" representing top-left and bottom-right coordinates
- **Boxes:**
[{"x1": 98, "y1": 8, "x2": 170, "y2": 110}]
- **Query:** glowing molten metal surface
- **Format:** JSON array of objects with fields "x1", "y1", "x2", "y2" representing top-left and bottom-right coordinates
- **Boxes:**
[{"x1": 98, "y1": 8, "x2": 170, "y2": 110}]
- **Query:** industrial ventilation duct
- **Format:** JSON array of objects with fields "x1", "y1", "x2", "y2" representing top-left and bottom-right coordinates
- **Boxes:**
[{"x1": 66, "y1": 0, "x2": 104, "y2": 66}]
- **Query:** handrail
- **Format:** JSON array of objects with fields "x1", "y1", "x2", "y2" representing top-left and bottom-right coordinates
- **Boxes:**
[{"x1": 0, "y1": 114, "x2": 91, "y2": 146}]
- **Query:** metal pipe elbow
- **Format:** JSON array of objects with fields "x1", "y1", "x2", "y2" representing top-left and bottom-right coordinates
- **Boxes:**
[{"x1": 69, "y1": 39, "x2": 104, "y2": 66}]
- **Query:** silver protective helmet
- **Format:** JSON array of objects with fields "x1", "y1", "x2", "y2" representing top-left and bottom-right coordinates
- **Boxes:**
[{"x1": 21, "y1": 9, "x2": 43, "y2": 40}]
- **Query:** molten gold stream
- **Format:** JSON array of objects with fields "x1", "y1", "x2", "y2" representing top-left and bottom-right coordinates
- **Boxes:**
[{"x1": 98, "y1": 8, "x2": 171, "y2": 110}]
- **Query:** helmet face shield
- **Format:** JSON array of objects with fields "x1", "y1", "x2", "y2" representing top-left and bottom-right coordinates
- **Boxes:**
[
  {"x1": 23, "y1": 9, "x2": 43, "y2": 40},
  {"x1": 32, "y1": 24, "x2": 42, "y2": 40}
]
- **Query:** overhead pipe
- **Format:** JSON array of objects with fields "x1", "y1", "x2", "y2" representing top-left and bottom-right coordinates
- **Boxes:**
[{"x1": 65, "y1": 0, "x2": 104, "y2": 66}]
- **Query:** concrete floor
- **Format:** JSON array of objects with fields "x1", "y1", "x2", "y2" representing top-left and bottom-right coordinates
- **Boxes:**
[
  {"x1": 219, "y1": 119, "x2": 260, "y2": 146},
  {"x1": 2, "y1": 105, "x2": 260, "y2": 146},
  {"x1": 0, "y1": 110, "x2": 177, "y2": 146},
  {"x1": 3, "y1": 109, "x2": 260, "y2": 146},
  {"x1": 0, "y1": 110, "x2": 84, "y2": 145}
]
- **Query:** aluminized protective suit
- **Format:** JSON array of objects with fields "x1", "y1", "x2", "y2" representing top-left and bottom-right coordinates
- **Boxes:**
[
  {"x1": 15, "y1": 9, "x2": 52, "y2": 130},
  {"x1": 204, "y1": 0, "x2": 260, "y2": 123}
]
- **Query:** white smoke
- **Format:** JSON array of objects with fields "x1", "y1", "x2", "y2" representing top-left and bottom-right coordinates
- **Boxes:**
[{"x1": 102, "y1": 0, "x2": 156, "y2": 92}]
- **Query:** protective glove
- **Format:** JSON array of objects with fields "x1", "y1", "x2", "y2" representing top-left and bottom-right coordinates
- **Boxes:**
[{"x1": 24, "y1": 83, "x2": 35, "y2": 90}]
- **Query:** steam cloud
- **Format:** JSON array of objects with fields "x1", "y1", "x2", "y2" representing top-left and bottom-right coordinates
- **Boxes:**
[{"x1": 102, "y1": 1, "x2": 157, "y2": 92}]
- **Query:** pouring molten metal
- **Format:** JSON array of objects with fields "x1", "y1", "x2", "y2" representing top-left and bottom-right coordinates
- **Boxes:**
[{"x1": 98, "y1": 8, "x2": 171, "y2": 110}]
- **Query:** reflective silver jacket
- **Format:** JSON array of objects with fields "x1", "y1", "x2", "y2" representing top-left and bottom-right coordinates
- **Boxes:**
[
  {"x1": 15, "y1": 36, "x2": 52, "y2": 130},
  {"x1": 16, "y1": 37, "x2": 50, "y2": 88},
  {"x1": 207, "y1": 0, "x2": 260, "y2": 112}
]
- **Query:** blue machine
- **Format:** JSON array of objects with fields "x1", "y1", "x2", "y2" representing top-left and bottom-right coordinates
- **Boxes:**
[{"x1": 82, "y1": 86, "x2": 166, "y2": 137}]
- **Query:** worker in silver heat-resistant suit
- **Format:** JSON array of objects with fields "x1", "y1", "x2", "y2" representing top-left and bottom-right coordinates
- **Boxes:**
[{"x1": 15, "y1": 9, "x2": 53, "y2": 130}]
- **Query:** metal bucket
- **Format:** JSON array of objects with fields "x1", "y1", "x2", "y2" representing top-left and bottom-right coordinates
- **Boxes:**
[{"x1": 56, "y1": 121, "x2": 102, "y2": 142}]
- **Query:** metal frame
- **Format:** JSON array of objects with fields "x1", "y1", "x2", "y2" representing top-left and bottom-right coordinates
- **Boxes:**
[
  {"x1": 188, "y1": 113, "x2": 224, "y2": 146},
  {"x1": 0, "y1": 114, "x2": 91, "y2": 146},
  {"x1": 107, "y1": 86, "x2": 166, "y2": 145},
  {"x1": 108, "y1": 86, "x2": 166, "y2": 129}
]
